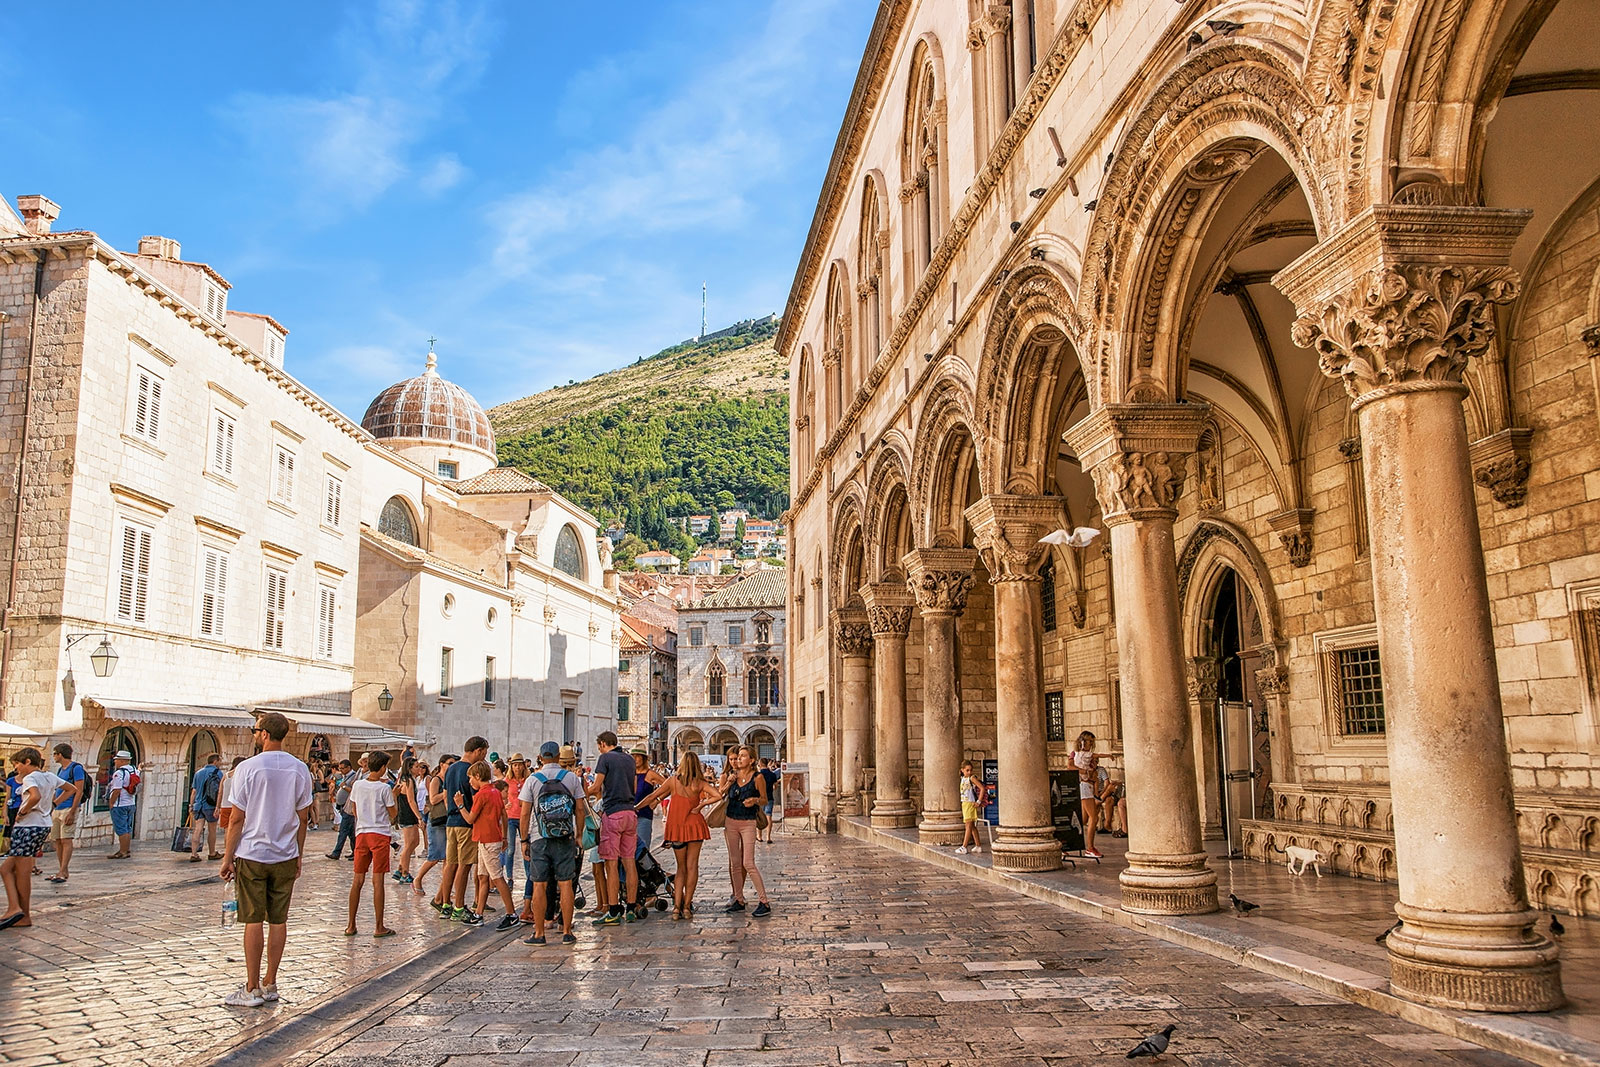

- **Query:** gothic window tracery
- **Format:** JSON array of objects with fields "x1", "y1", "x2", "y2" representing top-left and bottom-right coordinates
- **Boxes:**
[
  {"x1": 707, "y1": 659, "x2": 726, "y2": 707},
  {"x1": 745, "y1": 655, "x2": 781, "y2": 708},
  {"x1": 379, "y1": 496, "x2": 419, "y2": 546}
]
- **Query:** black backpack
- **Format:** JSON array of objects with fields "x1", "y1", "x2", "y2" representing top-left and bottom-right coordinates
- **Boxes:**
[
  {"x1": 200, "y1": 767, "x2": 221, "y2": 807},
  {"x1": 532, "y1": 770, "x2": 576, "y2": 839}
]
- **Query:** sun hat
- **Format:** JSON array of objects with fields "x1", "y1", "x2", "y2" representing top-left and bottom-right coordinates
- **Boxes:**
[
  {"x1": 558, "y1": 744, "x2": 577, "y2": 765},
  {"x1": 509, "y1": 752, "x2": 527, "y2": 764},
  {"x1": 114, "y1": 750, "x2": 132, "y2": 759}
]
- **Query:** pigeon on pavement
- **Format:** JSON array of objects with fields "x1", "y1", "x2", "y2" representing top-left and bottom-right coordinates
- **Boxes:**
[
  {"x1": 1039, "y1": 527, "x2": 1101, "y2": 549},
  {"x1": 1550, "y1": 914, "x2": 1565, "y2": 937},
  {"x1": 1126, "y1": 1024, "x2": 1177, "y2": 1058},
  {"x1": 1229, "y1": 893, "x2": 1260, "y2": 915}
]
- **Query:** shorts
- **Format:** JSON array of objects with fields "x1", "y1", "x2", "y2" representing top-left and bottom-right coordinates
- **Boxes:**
[
  {"x1": 445, "y1": 825, "x2": 474, "y2": 865},
  {"x1": 235, "y1": 857, "x2": 298, "y2": 925},
  {"x1": 48, "y1": 809, "x2": 81, "y2": 842},
  {"x1": 110, "y1": 806, "x2": 135, "y2": 836},
  {"x1": 7, "y1": 825, "x2": 48, "y2": 858},
  {"x1": 527, "y1": 836, "x2": 578, "y2": 882},
  {"x1": 962, "y1": 802, "x2": 980, "y2": 822},
  {"x1": 1079, "y1": 782, "x2": 1097, "y2": 800},
  {"x1": 192, "y1": 804, "x2": 218, "y2": 824},
  {"x1": 426, "y1": 825, "x2": 446, "y2": 861},
  {"x1": 476, "y1": 841, "x2": 502, "y2": 874},
  {"x1": 598, "y1": 810, "x2": 638, "y2": 861},
  {"x1": 219, "y1": 808, "x2": 234, "y2": 831},
  {"x1": 353, "y1": 832, "x2": 391, "y2": 875}
]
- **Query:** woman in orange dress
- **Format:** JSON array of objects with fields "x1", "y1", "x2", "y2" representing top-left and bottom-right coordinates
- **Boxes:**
[{"x1": 637, "y1": 751, "x2": 721, "y2": 920}]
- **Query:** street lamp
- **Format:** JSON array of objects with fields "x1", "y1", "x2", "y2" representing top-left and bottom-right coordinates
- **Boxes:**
[
  {"x1": 65, "y1": 632, "x2": 119, "y2": 678},
  {"x1": 377, "y1": 685, "x2": 394, "y2": 712}
]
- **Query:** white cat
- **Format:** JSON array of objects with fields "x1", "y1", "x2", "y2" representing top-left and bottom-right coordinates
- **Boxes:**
[{"x1": 1272, "y1": 842, "x2": 1324, "y2": 877}]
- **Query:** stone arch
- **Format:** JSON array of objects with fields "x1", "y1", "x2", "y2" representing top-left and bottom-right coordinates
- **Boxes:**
[
  {"x1": 858, "y1": 171, "x2": 890, "y2": 370},
  {"x1": 902, "y1": 33, "x2": 950, "y2": 286},
  {"x1": 823, "y1": 260, "x2": 853, "y2": 431},
  {"x1": 1077, "y1": 43, "x2": 1331, "y2": 405},
  {"x1": 794, "y1": 344, "x2": 817, "y2": 479},
  {"x1": 864, "y1": 438, "x2": 914, "y2": 581},
  {"x1": 1177, "y1": 518, "x2": 1283, "y2": 648},
  {"x1": 830, "y1": 486, "x2": 868, "y2": 606},
  {"x1": 910, "y1": 362, "x2": 982, "y2": 547},
  {"x1": 974, "y1": 262, "x2": 1089, "y2": 494}
]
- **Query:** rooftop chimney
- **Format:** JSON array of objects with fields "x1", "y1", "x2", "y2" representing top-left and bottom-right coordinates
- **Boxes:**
[
  {"x1": 16, "y1": 195, "x2": 60, "y2": 236},
  {"x1": 137, "y1": 235, "x2": 181, "y2": 260}
]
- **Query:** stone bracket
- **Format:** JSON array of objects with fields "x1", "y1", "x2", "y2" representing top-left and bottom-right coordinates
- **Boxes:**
[
  {"x1": 1470, "y1": 428, "x2": 1533, "y2": 508},
  {"x1": 1267, "y1": 507, "x2": 1316, "y2": 567}
]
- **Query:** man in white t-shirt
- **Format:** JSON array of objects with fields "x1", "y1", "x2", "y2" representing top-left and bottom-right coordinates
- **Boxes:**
[
  {"x1": 105, "y1": 750, "x2": 138, "y2": 859},
  {"x1": 347, "y1": 750, "x2": 398, "y2": 938},
  {"x1": 1, "y1": 747, "x2": 59, "y2": 930},
  {"x1": 220, "y1": 712, "x2": 312, "y2": 1008}
]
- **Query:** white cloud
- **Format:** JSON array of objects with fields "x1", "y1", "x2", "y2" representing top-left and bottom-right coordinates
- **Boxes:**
[{"x1": 219, "y1": 0, "x2": 490, "y2": 220}]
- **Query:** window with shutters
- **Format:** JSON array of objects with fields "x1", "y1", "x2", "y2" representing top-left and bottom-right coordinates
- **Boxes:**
[
  {"x1": 130, "y1": 369, "x2": 163, "y2": 443},
  {"x1": 209, "y1": 411, "x2": 236, "y2": 479},
  {"x1": 323, "y1": 475, "x2": 342, "y2": 528},
  {"x1": 203, "y1": 283, "x2": 227, "y2": 321},
  {"x1": 617, "y1": 695, "x2": 630, "y2": 721},
  {"x1": 316, "y1": 585, "x2": 336, "y2": 659},
  {"x1": 1315, "y1": 625, "x2": 1386, "y2": 740},
  {"x1": 115, "y1": 521, "x2": 154, "y2": 623},
  {"x1": 264, "y1": 330, "x2": 284, "y2": 365},
  {"x1": 440, "y1": 648, "x2": 454, "y2": 699},
  {"x1": 272, "y1": 445, "x2": 296, "y2": 507},
  {"x1": 262, "y1": 567, "x2": 288, "y2": 650},
  {"x1": 198, "y1": 547, "x2": 229, "y2": 638},
  {"x1": 484, "y1": 656, "x2": 496, "y2": 704}
]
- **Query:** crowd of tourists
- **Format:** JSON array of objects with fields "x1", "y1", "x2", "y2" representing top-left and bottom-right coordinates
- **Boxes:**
[{"x1": 3, "y1": 721, "x2": 782, "y2": 1006}]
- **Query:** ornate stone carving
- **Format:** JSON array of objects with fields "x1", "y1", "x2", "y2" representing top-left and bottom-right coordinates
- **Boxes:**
[
  {"x1": 833, "y1": 614, "x2": 874, "y2": 658},
  {"x1": 1337, "y1": 435, "x2": 1362, "y2": 459},
  {"x1": 964, "y1": 495, "x2": 1061, "y2": 583},
  {"x1": 1470, "y1": 428, "x2": 1534, "y2": 508},
  {"x1": 903, "y1": 548, "x2": 977, "y2": 617},
  {"x1": 1255, "y1": 664, "x2": 1288, "y2": 696},
  {"x1": 860, "y1": 583, "x2": 915, "y2": 638},
  {"x1": 1288, "y1": 265, "x2": 1519, "y2": 398},
  {"x1": 1066, "y1": 403, "x2": 1210, "y2": 525},
  {"x1": 1268, "y1": 508, "x2": 1316, "y2": 568},
  {"x1": 1583, "y1": 324, "x2": 1600, "y2": 357},
  {"x1": 543, "y1": 603, "x2": 557, "y2": 625},
  {"x1": 1187, "y1": 657, "x2": 1220, "y2": 704},
  {"x1": 1194, "y1": 424, "x2": 1223, "y2": 514},
  {"x1": 1090, "y1": 451, "x2": 1187, "y2": 518}
]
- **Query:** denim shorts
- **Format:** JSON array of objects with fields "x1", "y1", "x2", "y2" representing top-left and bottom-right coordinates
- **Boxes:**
[
  {"x1": 426, "y1": 823, "x2": 446, "y2": 861},
  {"x1": 110, "y1": 806, "x2": 135, "y2": 836}
]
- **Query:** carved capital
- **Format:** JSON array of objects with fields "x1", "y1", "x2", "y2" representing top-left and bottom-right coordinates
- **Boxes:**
[
  {"x1": 861, "y1": 582, "x2": 915, "y2": 637},
  {"x1": 1337, "y1": 435, "x2": 1363, "y2": 460},
  {"x1": 1470, "y1": 427, "x2": 1534, "y2": 508},
  {"x1": 902, "y1": 547, "x2": 978, "y2": 616},
  {"x1": 543, "y1": 603, "x2": 557, "y2": 625},
  {"x1": 1583, "y1": 324, "x2": 1600, "y2": 358},
  {"x1": 831, "y1": 608, "x2": 874, "y2": 658},
  {"x1": 1064, "y1": 403, "x2": 1211, "y2": 525},
  {"x1": 1188, "y1": 656, "x2": 1220, "y2": 704},
  {"x1": 964, "y1": 494, "x2": 1061, "y2": 583},
  {"x1": 1274, "y1": 206, "x2": 1531, "y2": 403},
  {"x1": 1267, "y1": 508, "x2": 1316, "y2": 568},
  {"x1": 1255, "y1": 664, "x2": 1288, "y2": 696}
]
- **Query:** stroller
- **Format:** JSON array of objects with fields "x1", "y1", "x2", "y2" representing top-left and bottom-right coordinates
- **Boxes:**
[{"x1": 635, "y1": 847, "x2": 673, "y2": 912}]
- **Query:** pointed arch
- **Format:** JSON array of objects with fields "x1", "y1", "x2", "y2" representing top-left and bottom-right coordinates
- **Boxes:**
[
  {"x1": 794, "y1": 344, "x2": 817, "y2": 480},
  {"x1": 858, "y1": 173, "x2": 890, "y2": 370},
  {"x1": 910, "y1": 361, "x2": 982, "y2": 547},
  {"x1": 823, "y1": 261, "x2": 853, "y2": 428},
  {"x1": 830, "y1": 485, "x2": 868, "y2": 606},
  {"x1": 902, "y1": 36, "x2": 949, "y2": 289},
  {"x1": 864, "y1": 434, "x2": 914, "y2": 581}
]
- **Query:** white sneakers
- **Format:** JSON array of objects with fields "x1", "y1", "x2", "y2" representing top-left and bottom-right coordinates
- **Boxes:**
[
  {"x1": 955, "y1": 846, "x2": 968, "y2": 854},
  {"x1": 261, "y1": 983, "x2": 279, "y2": 1002},
  {"x1": 224, "y1": 986, "x2": 264, "y2": 1008}
]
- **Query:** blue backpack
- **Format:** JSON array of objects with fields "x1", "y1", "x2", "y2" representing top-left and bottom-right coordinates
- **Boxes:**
[{"x1": 532, "y1": 770, "x2": 576, "y2": 840}]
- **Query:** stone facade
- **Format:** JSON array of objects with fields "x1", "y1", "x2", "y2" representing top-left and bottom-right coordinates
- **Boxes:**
[
  {"x1": 618, "y1": 618, "x2": 676, "y2": 763},
  {"x1": 784, "y1": 0, "x2": 1600, "y2": 1012},
  {"x1": 670, "y1": 569, "x2": 786, "y2": 762}
]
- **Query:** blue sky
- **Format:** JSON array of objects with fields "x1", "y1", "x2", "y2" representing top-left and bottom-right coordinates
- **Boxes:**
[{"x1": 0, "y1": 0, "x2": 874, "y2": 417}]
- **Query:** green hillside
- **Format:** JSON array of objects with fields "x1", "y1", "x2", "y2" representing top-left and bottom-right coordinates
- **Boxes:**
[{"x1": 488, "y1": 318, "x2": 790, "y2": 560}]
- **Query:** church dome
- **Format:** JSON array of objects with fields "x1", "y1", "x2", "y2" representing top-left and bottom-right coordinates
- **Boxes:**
[{"x1": 361, "y1": 352, "x2": 495, "y2": 457}]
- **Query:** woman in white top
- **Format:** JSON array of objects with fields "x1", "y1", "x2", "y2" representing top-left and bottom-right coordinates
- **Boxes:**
[{"x1": 1070, "y1": 731, "x2": 1102, "y2": 859}]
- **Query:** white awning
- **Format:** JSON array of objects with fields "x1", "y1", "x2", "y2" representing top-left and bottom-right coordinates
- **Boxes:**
[
  {"x1": 360, "y1": 729, "x2": 424, "y2": 749},
  {"x1": 83, "y1": 699, "x2": 256, "y2": 730},
  {"x1": 262, "y1": 708, "x2": 388, "y2": 735},
  {"x1": 0, "y1": 720, "x2": 45, "y2": 738}
]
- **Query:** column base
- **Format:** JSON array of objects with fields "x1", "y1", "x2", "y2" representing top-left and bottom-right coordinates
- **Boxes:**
[
  {"x1": 1119, "y1": 851, "x2": 1218, "y2": 915},
  {"x1": 870, "y1": 797, "x2": 917, "y2": 829},
  {"x1": 918, "y1": 808, "x2": 965, "y2": 845},
  {"x1": 837, "y1": 792, "x2": 863, "y2": 817},
  {"x1": 992, "y1": 825, "x2": 1063, "y2": 872},
  {"x1": 1387, "y1": 904, "x2": 1563, "y2": 1013}
]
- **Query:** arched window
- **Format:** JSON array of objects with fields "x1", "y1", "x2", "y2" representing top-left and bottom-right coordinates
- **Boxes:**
[
  {"x1": 378, "y1": 496, "x2": 418, "y2": 546},
  {"x1": 553, "y1": 525, "x2": 584, "y2": 579},
  {"x1": 823, "y1": 263, "x2": 851, "y2": 430},
  {"x1": 795, "y1": 348, "x2": 816, "y2": 477},
  {"x1": 903, "y1": 42, "x2": 946, "y2": 281},
  {"x1": 746, "y1": 657, "x2": 781, "y2": 708},
  {"x1": 94, "y1": 726, "x2": 143, "y2": 813},
  {"x1": 707, "y1": 660, "x2": 726, "y2": 707},
  {"x1": 857, "y1": 177, "x2": 886, "y2": 363}
]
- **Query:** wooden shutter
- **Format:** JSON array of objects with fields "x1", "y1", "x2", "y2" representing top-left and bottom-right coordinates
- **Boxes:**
[
  {"x1": 325, "y1": 477, "x2": 341, "y2": 527},
  {"x1": 264, "y1": 569, "x2": 287, "y2": 649},
  {"x1": 117, "y1": 524, "x2": 148, "y2": 621},
  {"x1": 201, "y1": 549, "x2": 228, "y2": 637},
  {"x1": 133, "y1": 372, "x2": 162, "y2": 441},
  {"x1": 212, "y1": 413, "x2": 236, "y2": 476},
  {"x1": 317, "y1": 586, "x2": 335, "y2": 658}
]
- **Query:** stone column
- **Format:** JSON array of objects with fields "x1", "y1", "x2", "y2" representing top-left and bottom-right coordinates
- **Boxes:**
[
  {"x1": 1067, "y1": 406, "x2": 1218, "y2": 915},
  {"x1": 964, "y1": 495, "x2": 1061, "y2": 872},
  {"x1": 861, "y1": 582, "x2": 917, "y2": 828},
  {"x1": 1275, "y1": 204, "x2": 1561, "y2": 1013},
  {"x1": 832, "y1": 608, "x2": 874, "y2": 818},
  {"x1": 903, "y1": 547, "x2": 978, "y2": 845}
]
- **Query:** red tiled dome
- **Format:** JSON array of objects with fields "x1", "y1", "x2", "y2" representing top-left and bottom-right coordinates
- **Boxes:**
[{"x1": 361, "y1": 353, "x2": 495, "y2": 456}]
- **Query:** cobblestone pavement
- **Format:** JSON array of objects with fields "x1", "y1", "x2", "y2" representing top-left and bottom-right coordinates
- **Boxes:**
[
  {"x1": 280, "y1": 835, "x2": 1531, "y2": 1067},
  {"x1": 0, "y1": 826, "x2": 481, "y2": 1067}
]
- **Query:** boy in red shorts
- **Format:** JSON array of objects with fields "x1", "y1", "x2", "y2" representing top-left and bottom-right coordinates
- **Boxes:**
[
  {"x1": 347, "y1": 750, "x2": 397, "y2": 937},
  {"x1": 456, "y1": 760, "x2": 519, "y2": 930}
]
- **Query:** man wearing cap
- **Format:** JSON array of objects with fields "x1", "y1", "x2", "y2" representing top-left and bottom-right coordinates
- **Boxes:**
[
  {"x1": 504, "y1": 753, "x2": 529, "y2": 890},
  {"x1": 105, "y1": 749, "x2": 138, "y2": 859},
  {"x1": 520, "y1": 742, "x2": 585, "y2": 945}
]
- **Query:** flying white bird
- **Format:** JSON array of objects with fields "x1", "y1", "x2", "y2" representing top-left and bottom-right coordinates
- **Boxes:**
[{"x1": 1038, "y1": 527, "x2": 1101, "y2": 549}]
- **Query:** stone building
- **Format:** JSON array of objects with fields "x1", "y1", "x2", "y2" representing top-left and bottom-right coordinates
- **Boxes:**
[
  {"x1": 618, "y1": 616, "x2": 677, "y2": 762},
  {"x1": 671, "y1": 569, "x2": 786, "y2": 762},
  {"x1": 783, "y1": 0, "x2": 1599, "y2": 1014},
  {"x1": 0, "y1": 196, "x2": 620, "y2": 847}
]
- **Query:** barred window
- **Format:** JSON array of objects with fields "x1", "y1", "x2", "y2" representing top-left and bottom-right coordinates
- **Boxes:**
[
  {"x1": 1045, "y1": 690, "x2": 1065, "y2": 742},
  {"x1": 1330, "y1": 645, "x2": 1386, "y2": 736},
  {"x1": 1040, "y1": 558, "x2": 1057, "y2": 632}
]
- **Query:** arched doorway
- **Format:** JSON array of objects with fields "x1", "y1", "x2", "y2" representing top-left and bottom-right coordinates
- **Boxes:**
[
  {"x1": 181, "y1": 730, "x2": 220, "y2": 824},
  {"x1": 1199, "y1": 566, "x2": 1268, "y2": 853},
  {"x1": 709, "y1": 728, "x2": 740, "y2": 756},
  {"x1": 746, "y1": 727, "x2": 777, "y2": 761},
  {"x1": 94, "y1": 726, "x2": 143, "y2": 814}
]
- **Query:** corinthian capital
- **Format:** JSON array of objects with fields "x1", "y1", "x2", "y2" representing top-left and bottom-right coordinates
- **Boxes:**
[
  {"x1": 1064, "y1": 403, "x2": 1211, "y2": 525},
  {"x1": 964, "y1": 495, "x2": 1061, "y2": 582},
  {"x1": 831, "y1": 608, "x2": 874, "y2": 658},
  {"x1": 861, "y1": 581, "x2": 915, "y2": 637},
  {"x1": 1273, "y1": 205, "x2": 1531, "y2": 403},
  {"x1": 902, "y1": 548, "x2": 978, "y2": 616}
]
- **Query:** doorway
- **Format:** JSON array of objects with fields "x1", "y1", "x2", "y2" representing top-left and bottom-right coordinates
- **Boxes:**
[
  {"x1": 1204, "y1": 568, "x2": 1269, "y2": 852},
  {"x1": 182, "y1": 730, "x2": 220, "y2": 824}
]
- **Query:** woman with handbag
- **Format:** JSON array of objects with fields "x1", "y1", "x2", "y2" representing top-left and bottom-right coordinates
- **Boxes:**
[
  {"x1": 718, "y1": 745, "x2": 772, "y2": 918},
  {"x1": 637, "y1": 751, "x2": 720, "y2": 920},
  {"x1": 413, "y1": 755, "x2": 452, "y2": 895}
]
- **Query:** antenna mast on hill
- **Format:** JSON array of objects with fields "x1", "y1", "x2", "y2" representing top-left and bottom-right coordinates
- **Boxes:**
[{"x1": 700, "y1": 282, "x2": 707, "y2": 341}]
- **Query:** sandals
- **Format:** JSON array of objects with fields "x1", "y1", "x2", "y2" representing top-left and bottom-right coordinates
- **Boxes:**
[{"x1": 46, "y1": 876, "x2": 67, "y2": 884}]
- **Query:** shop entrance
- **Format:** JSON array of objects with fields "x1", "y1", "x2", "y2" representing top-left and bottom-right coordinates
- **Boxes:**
[{"x1": 1203, "y1": 567, "x2": 1269, "y2": 852}]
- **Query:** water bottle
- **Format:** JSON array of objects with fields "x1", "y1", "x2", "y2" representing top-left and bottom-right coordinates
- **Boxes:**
[{"x1": 221, "y1": 879, "x2": 239, "y2": 927}]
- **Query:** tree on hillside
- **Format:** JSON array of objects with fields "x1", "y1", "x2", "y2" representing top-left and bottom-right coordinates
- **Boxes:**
[{"x1": 735, "y1": 517, "x2": 747, "y2": 544}]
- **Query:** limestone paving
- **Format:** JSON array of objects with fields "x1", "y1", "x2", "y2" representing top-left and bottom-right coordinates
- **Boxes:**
[{"x1": 285, "y1": 836, "x2": 1529, "y2": 1067}]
